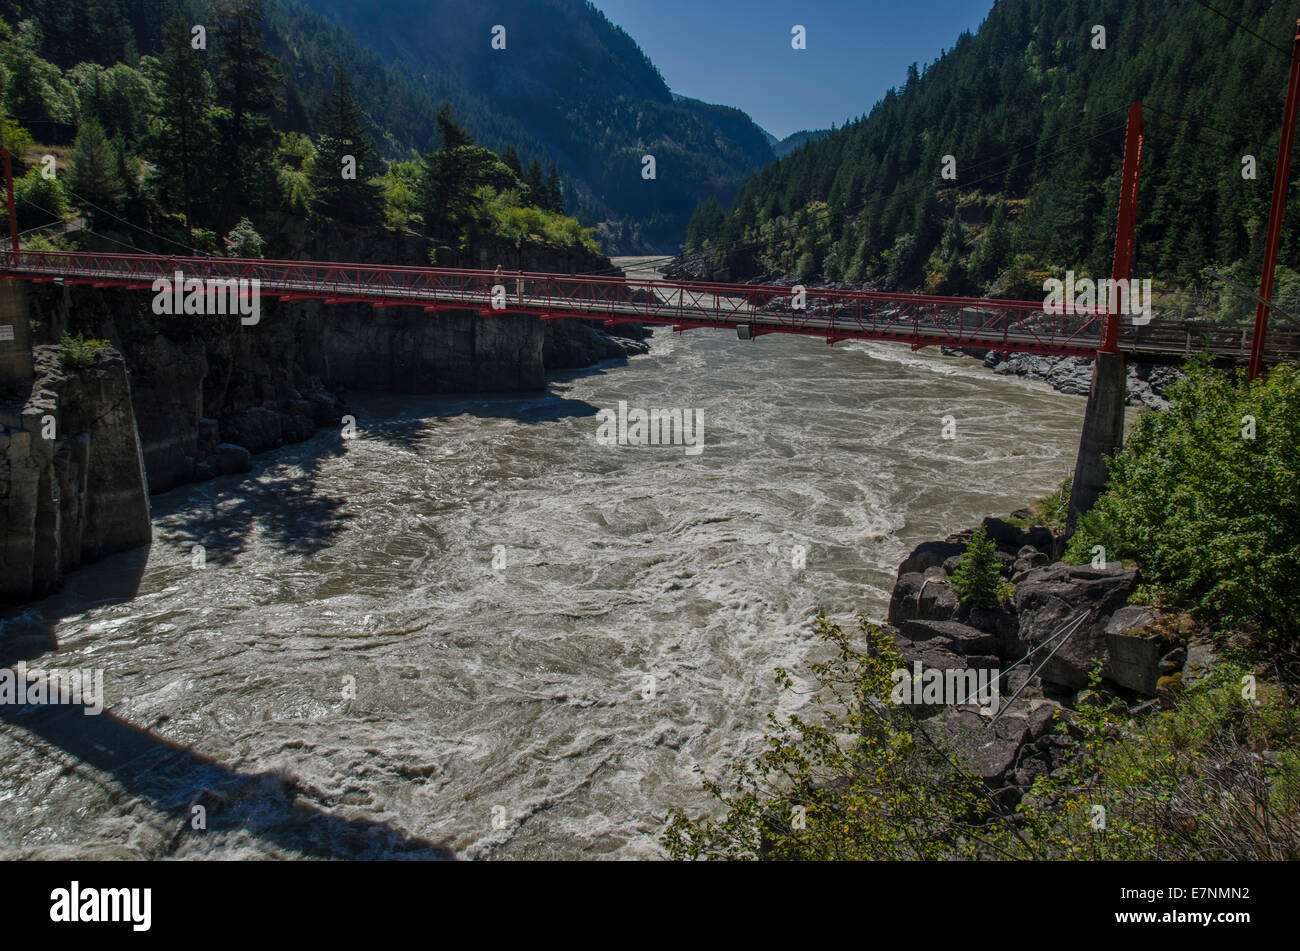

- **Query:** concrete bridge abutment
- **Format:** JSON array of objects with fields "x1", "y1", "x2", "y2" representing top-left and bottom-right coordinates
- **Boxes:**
[
  {"x1": 0, "y1": 281, "x2": 32, "y2": 392},
  {"x1": 1067, "y1": 350, "x2": 1127, "y2": 532}
]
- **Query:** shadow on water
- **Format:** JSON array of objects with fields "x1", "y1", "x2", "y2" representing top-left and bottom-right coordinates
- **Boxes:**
[
  {"x1": 0, "y1": 700, "x2": 455, "y2": 859},
  {"x1": 0, "y1": 378, "x2": 615, "y2": 859},
  {"x1": 154, "y1": 384, "x2": 601, "y2": 566},
  {"x1": 152, "y1": 428, "x2": 352, "y2": 566},
  {"x1": 0, "y1": 545, "x2": 151, "y2": 666},
  {"x1": 345, "y1": 384, "x2": 602, "y2": 436}
]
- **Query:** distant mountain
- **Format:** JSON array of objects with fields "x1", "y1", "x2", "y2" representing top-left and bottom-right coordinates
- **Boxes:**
[
  {"x1": 296, "y1": 0, "x2": 776, "y2": 251},
  {"x1": 772, "y1": 129, "x2": 831, "y2": 159}
]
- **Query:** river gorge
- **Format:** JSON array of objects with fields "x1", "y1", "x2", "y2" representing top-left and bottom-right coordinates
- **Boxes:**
[{"x1": 0, "y1": 259, "x2": 1090, "y2": 860}]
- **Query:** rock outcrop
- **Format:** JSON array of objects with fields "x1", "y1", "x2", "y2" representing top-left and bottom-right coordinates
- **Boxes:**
[
  {"x1": 25, "y1": 220, "x2": 650, "y2": 495},
  {"x1": 884, "y1": 511, "x2": 1223, "y2": 807},
  {"x1": 941, "y1": 347, "x2": 1181, "y2": 409},
  {"x1": 1, "y1": 346, "x2": 151, "y2": 603}
]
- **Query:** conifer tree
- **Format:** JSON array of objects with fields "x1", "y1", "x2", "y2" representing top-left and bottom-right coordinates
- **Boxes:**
[
  {"x1": 523, "y1": 158, "x2": 544, "y2": 208},
  {"x1": 69, "y1": 118, "x2": 126, "y2": 218},
  {"x1": 145, "y1": 11, "x2": 218, "y2": 240},
  {"x1": 212, "y1": 0, "x2": 283, "y2": 216},
  {"x1": 545, "y1": 164, "x2": 564, "y2": 214},
  {"x1": 501, "y1": 145, "x2": 522, "y2": 178},
  {"x1": 308, "y1": 69, "x2": 383, "y2": 225},
  {"x1": 951, "y1": 526, "x2": 1005, "y2": 608}
]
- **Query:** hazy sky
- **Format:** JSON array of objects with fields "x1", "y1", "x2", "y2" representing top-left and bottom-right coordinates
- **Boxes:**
[{"x1": 590, "y1": 0, "x2": 994, "y2": 140}]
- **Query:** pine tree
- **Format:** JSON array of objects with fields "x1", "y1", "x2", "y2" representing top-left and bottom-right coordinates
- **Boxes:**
[
  {"x1": 970, "y1": 203, "x2": 1011, "y2": 290},
  {"x1": 545, "y1": 164, "x2": 564, "y2": 214},
  {"x1": 308, "y1": 69, "x2": 383, "y2": 225},
  {"x1": 951, "y1": 526, "x2": 1005, "y2": 608},
  {"x1": 69, "y1": 118, "x2": 126, "y2": 218},
  {"x1": 522, "y1": 158, "x2": 545, "y2": 209},
  {"x1": 212, "y1": 0, "x2": 283, "y2": 217},
  {"x1": 434, "y1": 102, "x2": 473, "y2": 151},
  {"x1": 145, "y1": 12, "x2": 219, "y2": 240},
  {"x1": 501, "y1": 145, "x2": 522, "y2": 177},
  {"x1": 419, "y1": 104, "x2": 511, "y2": 244}
]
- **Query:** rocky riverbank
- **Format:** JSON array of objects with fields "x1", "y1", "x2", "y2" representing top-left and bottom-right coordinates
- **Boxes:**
[
  {"x1": 940, "y1": 348, "x2": 1180, "y2": 409},
  {"x1": 25, "y1": 219, "x2": 650, "y2": 496},
  {"x1": 1, "y1": 221, "x2": 651, "y2": 605},
  {"x1": 882, "y1": 512, "x2": 1220, "y2": 808},
  {"x1": 665, "y1": 252, "x2": 1178, "y2": 407}
]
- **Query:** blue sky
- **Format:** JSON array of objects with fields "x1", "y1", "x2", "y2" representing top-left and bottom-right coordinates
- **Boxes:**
[{"x1": 590, "y1": 0, "x2": 994, "y2": 140}]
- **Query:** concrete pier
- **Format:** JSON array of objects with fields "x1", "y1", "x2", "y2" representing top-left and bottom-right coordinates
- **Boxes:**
[{"x1": 1067, "y1": 350, "x2": 1127, "y2": 531}]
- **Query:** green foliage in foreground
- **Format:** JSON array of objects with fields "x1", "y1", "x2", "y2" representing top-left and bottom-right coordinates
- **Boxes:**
[
  {"x1": 1067, "y1": 360, "x2": 1300, "y2": 646},
  {"x1": 662, "y1": 616, "x2": 994, "y2": 860},
  {"x1": 662, "y1": 617, "x2": 1300, "y2": 860},
  {"x1": 58, "y1": 331, "x2": 109, "y2": 368},
  {"x1": 1013, "y1": 665, "x2": 1300, "y2": 860}
]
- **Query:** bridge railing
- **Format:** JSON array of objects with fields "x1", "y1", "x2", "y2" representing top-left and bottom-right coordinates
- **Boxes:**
[{"x1": 3, "y1": 248, "x2": 1296, "y2": 363}]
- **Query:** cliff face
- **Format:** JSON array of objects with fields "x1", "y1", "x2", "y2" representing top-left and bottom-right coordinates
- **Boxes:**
[
  {"x1": 0, "y1": 346, "x2": 152, "y2": 603},
  {"x1": 26, "y1": 220, "x2": 648, "y2": 494}
]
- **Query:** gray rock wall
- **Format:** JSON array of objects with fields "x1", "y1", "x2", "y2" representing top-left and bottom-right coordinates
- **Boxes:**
[
  {"x1": 1, "y1": 346, "x2": 151, "y2": 603},
  {"x1": 25, "y1": 223, "x2": 647, "y2": 494}
]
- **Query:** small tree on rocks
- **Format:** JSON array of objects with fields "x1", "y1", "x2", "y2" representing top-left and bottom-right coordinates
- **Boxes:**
[{"x1": 951, "y1": 525, "x2": 1005, "y2": 608}]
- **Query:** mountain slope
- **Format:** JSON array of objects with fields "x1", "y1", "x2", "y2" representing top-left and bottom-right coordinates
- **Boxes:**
[
  {"x1": 773, "y1": 129, "x2": 830, "y2": 159},
  {"x1": 296, "y1": 0, "x2": 775, "y2": 251},
  {"x1": 688, "y1": 0, "x2": 1300, "y2": 310}
]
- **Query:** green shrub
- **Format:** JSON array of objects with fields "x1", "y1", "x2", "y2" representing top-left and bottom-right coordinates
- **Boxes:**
[
  {"x1": 661, "y1": 619, "x2": 1300, "y2": 861},
  {"x1": 14, "y1": 167, "x2": 68, "y2": 231},
  {"x1": 1006, "y1": 664, "x2": 1300, "y2": 860},
  {"x1": 59, "y1": 331, "x2": 109, "y2": 368},
  {"x1": 661, "y1": 615, "x2": 989, "y2": 860},
  {"x1": 1067, "y1": 359, "x2": 1300, "y2": 646},
  {"x1": 224, "y1": 218, "x2": 264, "y2": 258}
]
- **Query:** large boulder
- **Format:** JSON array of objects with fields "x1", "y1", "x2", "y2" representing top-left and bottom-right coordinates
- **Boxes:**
[
  {"x1": 897, "y1": 619, "x2": 997, "y2": 655},
  {"x1": 278, "y1": 412, "x2": 315, "y2": 444},
  {"x1": 928, "y1": 708, "x2": 1030, "y2": 801},
  {"x1": 897, "y1": 540, "x2": 966, "y2": 577},
  {"x1": 1013, "y1": 545, "x2": 1051, "y2": 576},
  {"x1": 1016, "y1": 525, "x2": 1056, "y2": 551},
  {"x1": 1013, "y1": 563, "x2": 1138, "y2": 689},
  {"x1": 305, "y1": 391, "x2": 347, "y2": 427},
  {"x1": 967, "y1": 606, "x2": 1020, "y2": 658},
  {"x1": 212, "y1": 442, "x2": 252, "y2": 476},
  {"x1": 889, "y1": 568, "x2": 962, "y2": 624},
  {"x1": 926, "y1": 701, "x2": 1065, "y2": 806},
  {"x1": 888, "y1": 640, "x2": 1000, "y2": 719},
  {"x1": 219, "y1": 406, "x2": 282, "y2": 454},
  {"x1": 889, "y1": 572, "x2": 927, "y2": 624},
  {"x1": 1103, "y1": 606, "x2": 1164, "y2": 696},
  {"x1": 981, "y1": 516, "x2": 1021, "y2": 547},
  {"x1": 917, "y1": 572, "x2": 961, "y2": 622}
]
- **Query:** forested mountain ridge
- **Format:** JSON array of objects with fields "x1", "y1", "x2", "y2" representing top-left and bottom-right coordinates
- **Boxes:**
[
  {"x1": 0, "y1": 0, "x2": 555, "y2": 177},
  {"x1": 686, "y1": 0, "x2": 1300, "y2": 321},
  {"x1": 295, "y1": 0, "x2": 777, "y2": 251},
  {"x1": 0, "y1": 0, "x2": 602, "y2": 263},
  {"x1": 1, "y1": 0, "x2": 778, "y2": 253}
]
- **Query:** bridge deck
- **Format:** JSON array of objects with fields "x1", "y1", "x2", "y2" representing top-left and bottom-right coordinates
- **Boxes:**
[{"x1": 3, "y1": 249, "x2": 1297, "y2": 365}]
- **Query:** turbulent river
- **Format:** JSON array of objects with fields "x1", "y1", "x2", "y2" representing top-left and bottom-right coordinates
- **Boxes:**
[{"x1": 0, "y1": 258, "x2": 1088, "y2": 860}]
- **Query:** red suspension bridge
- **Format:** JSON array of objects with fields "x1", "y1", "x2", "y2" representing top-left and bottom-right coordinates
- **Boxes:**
[
  {"x1": 0, "y1": 97, "x2": 1298, "y2": 370},
  {"x1": 1, "y1": 247, "x2": 1297, "y2": 366}
]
